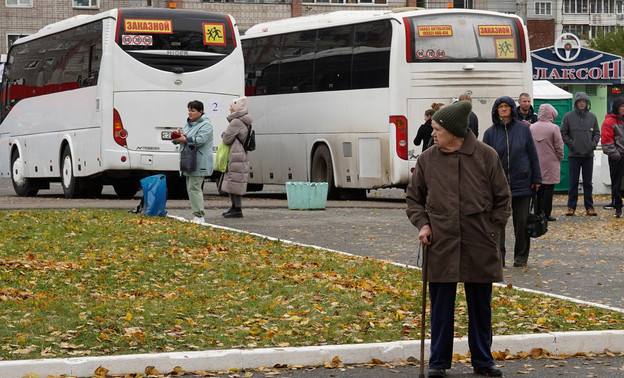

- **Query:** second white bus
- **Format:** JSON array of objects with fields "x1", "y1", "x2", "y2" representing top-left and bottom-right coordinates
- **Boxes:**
[
  {"x1": 242, "y1": 8, "x2": 532, "y2": 199},
  {"x1": 0, "y1": 8, "x2": 244, "y2": 198}
]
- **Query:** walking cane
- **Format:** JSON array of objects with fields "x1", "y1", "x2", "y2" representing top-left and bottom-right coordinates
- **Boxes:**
[{"x1": 419, "y1": 242, "x2": 428, "y2": 378}]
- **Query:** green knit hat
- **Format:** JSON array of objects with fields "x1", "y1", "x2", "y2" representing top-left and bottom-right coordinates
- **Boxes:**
[{"x1": 431, "y1": 100, "x2": 471, "y2": 138}]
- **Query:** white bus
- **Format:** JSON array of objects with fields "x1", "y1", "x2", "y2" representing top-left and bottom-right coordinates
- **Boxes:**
[
  {"x1": 242, "y1": 8, "x2": 532, "y2": 199},
  {"x1": 0, "y1": 8, "x2": 243, "y2": 198}
]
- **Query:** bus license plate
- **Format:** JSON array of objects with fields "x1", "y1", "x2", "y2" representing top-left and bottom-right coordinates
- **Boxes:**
[{"x1": 161, "y1": 131, "x2": 173, "y2": 140}]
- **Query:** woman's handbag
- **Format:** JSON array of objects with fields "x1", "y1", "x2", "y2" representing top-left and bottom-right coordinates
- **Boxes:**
[
  {"x1": 526, "y1": 194, "x2": 548, "y2": 238},
  {"x1": 215, "y1": 142, "x2": 230, "y2": 172},
  {"x1": 179, "y1": 145, "x2": 197, "y2": 172}
]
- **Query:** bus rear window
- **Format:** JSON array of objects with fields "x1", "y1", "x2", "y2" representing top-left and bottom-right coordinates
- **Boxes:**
[
  {"x1": 116, "y1": 9, "x2": 236, "y2": 73},
  {"x1": 404, "y1": 13, "x2": 523, "y2": 63}
]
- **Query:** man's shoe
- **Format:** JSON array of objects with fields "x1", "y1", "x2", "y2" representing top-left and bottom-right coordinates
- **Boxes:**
[
  {"x1": 604, "y1": 203, "x2": 615, "y2": 210},
  {"x1": 547, "y1": 216, "x2": 557, "y2": 221},
  {"x1": 586, "y1": 208, "x2": 597, "y2": 216},
  {"x1": 474, "y1": 365, "x2": 503, "y2": 376},
  {"x1": 223, "y1": 209, "x2": 243, "y2": 218},
  {"x1": 427, "y1": 368, "x2": 446, "y2": 377},
  {"x1": 616, "y1": 209, "x2": 622, "y2": 218},
  {"x1": 513, "y1": 262, "x2": 527, "y2": 268},
  {"x1": 565, "y1": 208, "x2": 575, "y2": 216}
]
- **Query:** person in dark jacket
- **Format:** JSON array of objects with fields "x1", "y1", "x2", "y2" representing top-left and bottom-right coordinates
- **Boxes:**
[
  {"x1": 483, "y1": 96, "x2": 542, "y2": 268},
  {"x1": 407, "y1": 100, "x2": 511, "y2": 378},
  {"x1": 414, "y1": 108, "x2": 434, "y2": 153},
  {"x1": 516, "y1": 93, "x2": 538, "y2": 126},
  {"x1": 560, "y1": 92, "x2": 601, "y2": 216},
  {"x1": 459, "y1": 93, "x2": 479, "y2": 138},
  {"x1": 600, "y1": 96, "x2": 624, "y2": 218}
]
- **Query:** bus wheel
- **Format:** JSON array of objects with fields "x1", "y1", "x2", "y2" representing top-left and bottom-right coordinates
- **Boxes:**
[
  {"x1": 311, "y1": 144, "x2": 339, "y2": 199},
  {"x1": 246, "y1": 183, "x2": 263, "y2": 192},
  {"x1": 61, "y1": 147, "x2": 82, "y2": 199},
  {"x1": 113, "y1": 179, "x2": 139, "y2": 199},
  {"x1": 167, "y1": 175, "x2": 188, "y2": 200},
  {"x1": 11, "y1": 150, "x2": 39, "y2": 197},
  {"x1": 82, "y1": 178, "x2": 103, "y2": 198}
]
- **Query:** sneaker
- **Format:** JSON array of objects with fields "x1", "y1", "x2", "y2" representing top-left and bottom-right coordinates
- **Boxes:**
[
  {"x1": 586, "y1": 208, "x2": 597, "y2": 216},
  {"x1": 616, "y1": 209, "x2": 622, "y2": 218},
  {"x1": 565, "y1": 208, "x2": 575, "y2": 216},
  {"x1": 190, "y1": 216, "x2": 205, "y2": 224},
  {"x1": 604, "y1": 203, "x2": 615, "y2": 210}
]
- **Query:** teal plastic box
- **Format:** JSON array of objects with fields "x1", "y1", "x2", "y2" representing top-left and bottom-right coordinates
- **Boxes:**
[{"x1": 286, "y1": 182, "x2": 328, "y2": 210}]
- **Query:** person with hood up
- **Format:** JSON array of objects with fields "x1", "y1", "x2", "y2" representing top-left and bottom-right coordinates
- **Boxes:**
[
  {"x1": 560, "y1": 92, "x2": 600, "y2": 216},
  {"x1": 600, "y1": 96, "x2": 624, "y2": 218},
  {"x1": 483, "y1": 96, "x2": 542, "y2": 268},
  {"x1": 219, "y1": 96, "x2": 252, "y2": 218},
  {"x1": 516, "y1": 93, "x2": 538, "y2": 126},
  {"x1": 530, "y1": 104, "x2": 564, "y2": 222},
  {"x1": 406, "y1": 100, "x2": 511, "y2": 378},
  {"x1": 172, "y1": 100, "x2": 214, "y2": 224}
]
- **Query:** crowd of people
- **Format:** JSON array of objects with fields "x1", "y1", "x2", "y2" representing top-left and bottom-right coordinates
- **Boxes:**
[{"x1": 408, "y1": 92, "x2": 623, "y2": 377}]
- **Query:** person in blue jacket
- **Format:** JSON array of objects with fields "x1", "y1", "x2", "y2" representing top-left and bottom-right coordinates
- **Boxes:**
[{"x1": 483, "y1": 96, "x2": 542, "y2": 268}]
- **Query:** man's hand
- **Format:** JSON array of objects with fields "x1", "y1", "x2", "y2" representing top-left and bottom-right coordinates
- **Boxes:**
[{"x1": 419, "y1": 224, "x2": 432, "y2": 245}]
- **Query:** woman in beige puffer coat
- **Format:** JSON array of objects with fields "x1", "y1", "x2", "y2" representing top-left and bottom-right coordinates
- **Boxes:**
[{"x1": 220, "y1": 96, "x2": 251, "y2": 218}]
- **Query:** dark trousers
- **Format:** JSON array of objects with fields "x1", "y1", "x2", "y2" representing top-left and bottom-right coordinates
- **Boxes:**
[
  {"x1": 499, "y1": 195, "x2": 531, "y2": 265},
  {"x1": 609, "y1": 158, "x2": 624, "y2": 211},
  {"x1": 428, "y1": 282, "x2": 495, "y2": 369},
  {"x1": 567, "y1": 156, "x2": 594, "y2": 210},
  {"x1": 536, "y1": 184, "x2": 555, "y2": 218}
]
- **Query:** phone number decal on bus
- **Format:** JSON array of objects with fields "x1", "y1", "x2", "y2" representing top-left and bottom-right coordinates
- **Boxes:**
[
  {"x1": 417, "y1": 25, "x2": 453, "y2": 37},
  {"x1": 124, "y1": 19, "x2": 173, "y2": 34},
  {"x1": 478, "y1": 25, "x2": 512, "y2": 36}
]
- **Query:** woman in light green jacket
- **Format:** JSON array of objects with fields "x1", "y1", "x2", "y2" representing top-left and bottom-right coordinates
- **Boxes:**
[{"x1": 173, "y1": 100, "x2": 214, "y2": 223}]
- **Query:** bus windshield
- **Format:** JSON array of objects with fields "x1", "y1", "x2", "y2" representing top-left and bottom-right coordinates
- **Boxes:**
[
  {"x1": 405, "y1": 13, "x2": 524, "y2": 62},
  {"x1": 116, "y1": 8, "x2": 236, "y2": 73}
]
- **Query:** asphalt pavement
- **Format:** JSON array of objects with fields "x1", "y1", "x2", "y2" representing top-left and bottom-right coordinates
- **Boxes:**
[{"x1": 1, "y1": 180, "x2": 623, "y2": 377}]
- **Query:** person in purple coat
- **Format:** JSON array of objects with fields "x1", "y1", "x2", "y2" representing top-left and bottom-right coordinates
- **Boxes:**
[{"x1": 530, "y1": 103, "x2": 564, "y2": 221}]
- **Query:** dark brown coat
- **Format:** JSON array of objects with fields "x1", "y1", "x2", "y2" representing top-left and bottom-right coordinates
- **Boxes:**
[{"x1": 406, "y1": 132, "x2": 511, "y2": 283}]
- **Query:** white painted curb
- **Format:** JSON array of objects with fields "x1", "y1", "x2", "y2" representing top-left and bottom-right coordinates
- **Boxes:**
[{"x1": 2, "y1": 330, "x2": 624, "y2": 378}]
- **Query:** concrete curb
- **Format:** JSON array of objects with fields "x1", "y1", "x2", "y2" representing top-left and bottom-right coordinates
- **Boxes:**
[{"x1": 2, "y1": 330, "x2": 624, "y2": 377}]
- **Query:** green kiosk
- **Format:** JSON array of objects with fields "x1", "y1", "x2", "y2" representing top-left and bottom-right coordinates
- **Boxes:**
[{"x1": 532, "y1": 80, "x2": 573, "y2": 192}]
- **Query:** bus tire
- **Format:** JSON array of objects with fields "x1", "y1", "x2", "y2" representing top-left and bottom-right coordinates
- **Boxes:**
[
  {"x1": 311, "y1": 144, "x2": 339, "y2": 200},
  {"x1": 113, "y1": 179, "x2": 140, "y2": 199},
  {"x1": 246, "y1": 183, "x2": 263, "y2": 192},
  {"x1": 11, "y1": 150, "x2": 39, "y2": 197},
  {"x1": 82, "y1": 178, "x2": 103, "y2": 198},
  {"x1": 61, "y1": 147, "x2": 82, "y2": 199},
  {"x1": 167, "y1": 175, "x2": 188, "y2": 200}
]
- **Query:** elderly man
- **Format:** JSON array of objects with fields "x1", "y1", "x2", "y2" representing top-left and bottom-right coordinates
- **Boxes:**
[{"x1": 406, "y1": 100, "x2": 511, "y2": 378}]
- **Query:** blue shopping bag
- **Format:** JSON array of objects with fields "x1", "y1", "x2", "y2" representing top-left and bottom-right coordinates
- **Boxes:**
[{"x1": 139, "y1": 174, "x2": 167, "y2": 216}]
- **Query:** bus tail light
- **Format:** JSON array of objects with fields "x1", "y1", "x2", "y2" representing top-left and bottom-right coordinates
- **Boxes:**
[
  {"x1": 113, "y1": 108, "x2": 128, "y2": 147},
  {"x1": 514, "y1": 18, "x2": 527, "y2": 62},
  {"x1": 403, "y1": 17, "x2": 412, "y2": 63},
  {"x1": 390, "y1": 115, "x2": 408, "y2": 160}
]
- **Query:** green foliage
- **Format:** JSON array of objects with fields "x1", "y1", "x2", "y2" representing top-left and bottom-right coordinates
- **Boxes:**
[{"x1": 586, "y1": 26, "x2": 624, "y2": 57}]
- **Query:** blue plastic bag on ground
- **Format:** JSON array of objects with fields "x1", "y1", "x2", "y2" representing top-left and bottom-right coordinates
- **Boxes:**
[{"x1": 139, "y1": 174, "x2": 167, "y2": 216}]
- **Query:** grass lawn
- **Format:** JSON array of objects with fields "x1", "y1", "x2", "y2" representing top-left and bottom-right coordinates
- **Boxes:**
[{"x1": 1, "y1": 209, "x2": 622, "y2": 361}]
